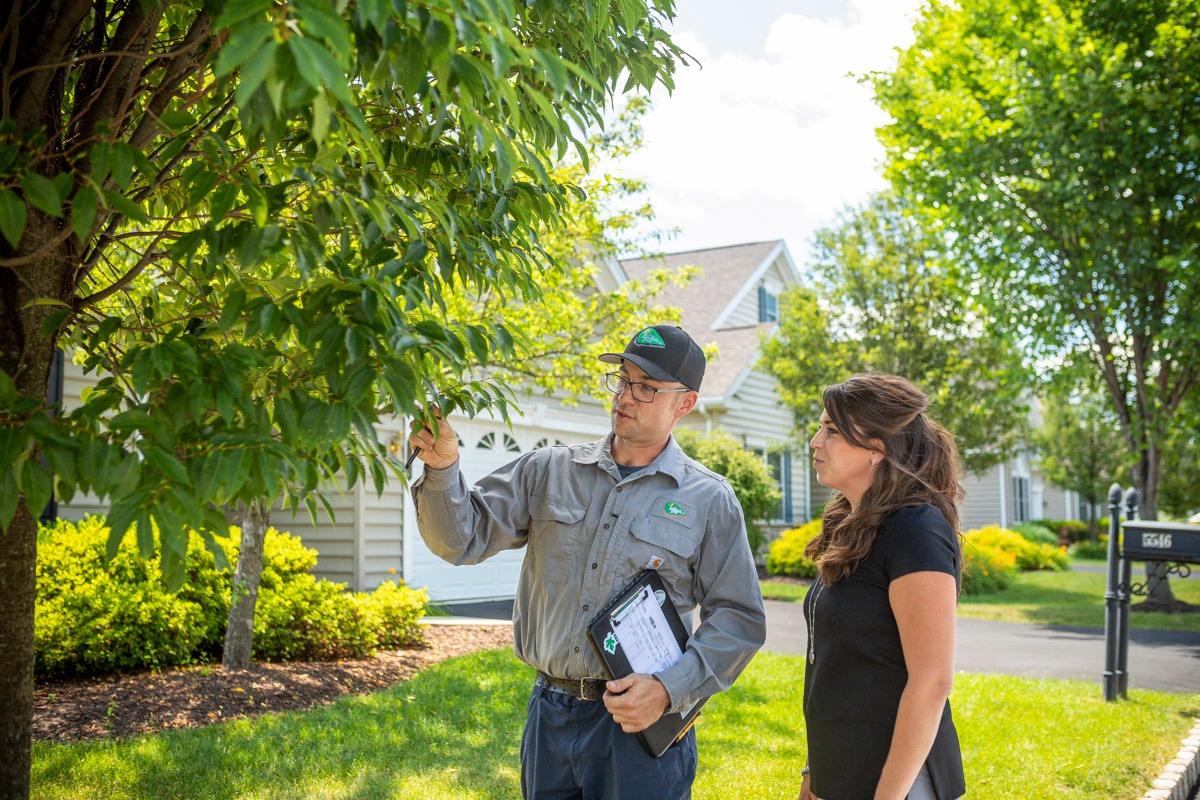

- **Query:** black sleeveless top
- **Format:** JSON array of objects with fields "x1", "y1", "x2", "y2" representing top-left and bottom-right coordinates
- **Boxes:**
[{"x1": 802, "y1": 504, "x2": 966, "y2": 799}]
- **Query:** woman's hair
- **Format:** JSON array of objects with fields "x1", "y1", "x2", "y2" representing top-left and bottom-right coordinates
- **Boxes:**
[{"x1": 805, "y1": 373, "x2": 964, "y2": 584}]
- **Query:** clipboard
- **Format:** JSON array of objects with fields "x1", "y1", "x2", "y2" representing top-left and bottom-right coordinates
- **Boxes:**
[{"x1": 586, "y1": 569, "x2": 706, "y2": 757}]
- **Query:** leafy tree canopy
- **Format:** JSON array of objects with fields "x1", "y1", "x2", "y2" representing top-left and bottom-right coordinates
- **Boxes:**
[
  {"x1": 762, "y1": 192, "x2": 1031, "y2": 474},
  {"x1": 872, "y1": 0, "x2": 1200, "y2": 517},
  {"x1": 0, "y1": 1, "x2": 684, "y2": 795}
]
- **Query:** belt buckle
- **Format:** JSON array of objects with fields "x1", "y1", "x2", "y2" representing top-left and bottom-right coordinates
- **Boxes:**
[{"x1": 581, "y1": 677, "x2": 604, "y2": 701}]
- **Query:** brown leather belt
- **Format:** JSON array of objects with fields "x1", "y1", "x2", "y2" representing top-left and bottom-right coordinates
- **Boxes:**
[{"x1": 536, "y1": 672, "x2": 607, "y2": 701}]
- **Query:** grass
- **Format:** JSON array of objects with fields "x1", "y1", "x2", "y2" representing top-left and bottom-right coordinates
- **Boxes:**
[
  {"x1": 32, "y1": 648, "x2": 1199, "y2": 800},
  {"x1": 762, "y1": 566, "x2": 1200, "y2": 632}
]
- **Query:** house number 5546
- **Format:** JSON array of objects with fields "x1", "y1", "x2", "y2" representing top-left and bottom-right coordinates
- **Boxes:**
[{"x1": 1141, "y1": 533, "x2": 1173, "y2": 549}]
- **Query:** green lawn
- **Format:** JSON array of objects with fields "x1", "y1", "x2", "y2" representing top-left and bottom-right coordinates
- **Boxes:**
[
  {"x1": 32, "y1": 648, "x2": 1198, "y2": 800},
  {"x1": 762, "y1": 566, "x2": 1200, "y2": 632}
]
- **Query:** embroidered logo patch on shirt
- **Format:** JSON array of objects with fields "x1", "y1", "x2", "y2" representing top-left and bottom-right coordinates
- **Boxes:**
[
  {"x1": 645, "y1": 556, "x2": 664, "y2": 569},
  {"x1": 634, "y1": 327, "x2": 666, "y2": 347},
  {"x1": 604, "y1": 631, "x2": 619, "y2": 655},
  {"x1": 663, "y1": 501, "x2": 686, "y2": 517}
]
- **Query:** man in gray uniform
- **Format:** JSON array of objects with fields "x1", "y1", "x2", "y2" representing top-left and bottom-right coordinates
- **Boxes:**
[{"x1": 408, "y1": 323, "x2": 766, "y2": 800}]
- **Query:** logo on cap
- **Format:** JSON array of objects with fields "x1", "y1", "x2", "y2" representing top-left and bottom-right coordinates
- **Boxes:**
[{"x1": 634, "y1": 328, "x2": 667, "y2": 348}]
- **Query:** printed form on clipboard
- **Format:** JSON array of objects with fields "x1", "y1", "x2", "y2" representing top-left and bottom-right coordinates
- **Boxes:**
[{"x1": 586, "y1": 569, "x2": 706, "y2": 757}]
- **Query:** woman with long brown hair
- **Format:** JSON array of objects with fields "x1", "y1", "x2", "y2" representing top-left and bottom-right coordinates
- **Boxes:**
[{"x1": 797, "y1": 374, "x2": 966, "y2": 800}]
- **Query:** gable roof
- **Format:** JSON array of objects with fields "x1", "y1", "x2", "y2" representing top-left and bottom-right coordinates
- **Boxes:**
[
  {"x1": 620, "y1": 240, "x2": 786, "y2": 332},
  {"x1": 619, "y1": 240, "x2": 800, "y2": 400}
]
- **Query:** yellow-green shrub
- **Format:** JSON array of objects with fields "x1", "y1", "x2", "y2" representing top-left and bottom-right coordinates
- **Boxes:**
[
  {"x1": 961, "y1": 542, "x2": 1017, "y2": 595},
  {"x1": 766, "y1": 519, "x2": 822, "y2": 578},
  {"x1": 35, "y1": 515, "x2": 429, "y2": 677},
  {"x1": 965, "y1": 525, "x2": 1068, "y2": 572},
  {"x1": 360, "y1": 580, "x2": 428, "y2": 649}
]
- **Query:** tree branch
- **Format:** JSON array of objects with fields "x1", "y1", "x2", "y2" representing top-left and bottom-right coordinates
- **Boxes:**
[{"x1": 6, "y1": 0, "x2": 93, "y2": 126}]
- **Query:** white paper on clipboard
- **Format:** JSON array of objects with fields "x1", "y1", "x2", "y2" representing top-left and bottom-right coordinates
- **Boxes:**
[{"x1": 610, "y1": 584, "x2": 683, "y2": 675}]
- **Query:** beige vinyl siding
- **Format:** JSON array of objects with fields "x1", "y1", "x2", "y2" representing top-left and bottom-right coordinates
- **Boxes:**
[
  {"x1": 56, "y1": 357, "x2": 109, "y2": 521},
  {"x1": 960, "y1": 466, "x2": 1005, "y2": 530},
  {"x1": 722, "y1": 260, "x2": 790, "y2": 327}
]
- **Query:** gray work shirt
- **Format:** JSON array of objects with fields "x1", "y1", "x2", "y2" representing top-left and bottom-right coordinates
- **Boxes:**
[{"x1": 411, "y1": 433, "x2": 767, "y2": 713}]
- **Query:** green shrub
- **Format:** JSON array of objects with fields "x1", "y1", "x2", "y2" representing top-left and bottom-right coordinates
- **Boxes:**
[
  {"x1": 674, "y1": 429, "x2": 781, "y2": 557},
  {"x1": 965, "y1": 525, "x2": 1068, "y2": 572},
  {"x1": 960, "y1": 541, "x2": 1016, "y2": 595},
  {"x1": 36, "y1": 516, "x2": 429, "y2": 677},
  {"x1": 1013, "y1": 522, "x2": 1058, "y2": 547},
  {"x1": 35, "y1": 516, "x2": 228, "y2": 677},
  {"x1": 253, "y1": 574, "x2": 376, "y2": 661},
  {"x1": 362, "y1": 580, "x2": 429, "y2": 649},
  {"x1": 1070, "y1": 536, "x2": 1110, "y2": 560},
  {"x1": 765, "y1": 519, "x2": 821, "y2": 578}
]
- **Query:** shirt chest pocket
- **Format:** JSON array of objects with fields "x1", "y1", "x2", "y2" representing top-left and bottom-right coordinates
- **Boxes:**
[
  {"x1": 622, "y1": 518, "x2": 701, "y2": 599},
  {"x1": 529, "y1": 496, "x2": 588, "y2": 584}
]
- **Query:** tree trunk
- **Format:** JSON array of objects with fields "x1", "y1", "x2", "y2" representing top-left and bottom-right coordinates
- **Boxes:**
[
  {"x1": 1132, "y1": 442, "x2": 1181, "y2": 609},
  {"x1": 1, "y1": 213, "x2": 74, "y2": 799},
  {"x1": 222, "y1": 498, "x2": 269, "y2": 669},
  {"x1": 0, "y1": 504, "x2": 37, "y2": 800}
]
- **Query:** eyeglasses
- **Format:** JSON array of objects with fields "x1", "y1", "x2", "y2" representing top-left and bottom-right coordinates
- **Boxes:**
[{"x1": 604, "y1": 372, "x2": 690, "y2": 403}]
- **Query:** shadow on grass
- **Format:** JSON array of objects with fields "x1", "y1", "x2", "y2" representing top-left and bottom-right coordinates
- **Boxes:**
[{"x1": 36, "y1": 649, "x2": 531, "y2": 800}]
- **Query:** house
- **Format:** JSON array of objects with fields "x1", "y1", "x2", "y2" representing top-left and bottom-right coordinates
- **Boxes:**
[{"x1": 52, "y1": 239, "x2": 1087, "y2": 602}]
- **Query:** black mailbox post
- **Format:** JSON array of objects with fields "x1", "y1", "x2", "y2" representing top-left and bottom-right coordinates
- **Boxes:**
[{"x1": 1103, "y1": 484, "x2": 1200, "y2": 701}]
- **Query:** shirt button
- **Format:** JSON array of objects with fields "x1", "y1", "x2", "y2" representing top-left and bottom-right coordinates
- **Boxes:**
[
  {"x1": 583, "y1": 605, "x2": 589, "y2": 613},
  {"x1": 603, "y1": 523, "x2": 610, "y2": 530},
  {"x1": 574, "y1": 646, "x2": 580, "y2": 653},
  {"x1": 592, "y1": 562, "x2": 598, "y2": 570},
  {"x1": 617, "y1": 487, "x2": 623, "y2": 492}
]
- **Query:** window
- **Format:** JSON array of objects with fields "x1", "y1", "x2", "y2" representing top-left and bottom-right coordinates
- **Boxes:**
[
  {"x1": 477, "y1": 432, "x2": 521, "y2": 452},
  {"x1": 758, "y1": 285, "x2": 779, "y2": 323},
  {"x1": 1011, "y1": 476, "x2": 1031, "y2": 523},
  {"x1": 534, "y1": 437, "x2": 566, "y2": 448},
  {"x1": 753, "y1": 448, "x2": 793, "y2": 523}
]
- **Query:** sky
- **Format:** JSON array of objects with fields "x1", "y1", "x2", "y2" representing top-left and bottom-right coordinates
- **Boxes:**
[{"x1": 611, "y1": 0, "x2": 926, "y2": 266}]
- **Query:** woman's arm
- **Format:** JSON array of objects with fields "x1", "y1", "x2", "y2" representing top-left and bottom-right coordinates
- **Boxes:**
[{"x1": 874, "y1": 570, "x2": 958, "y2": 800}]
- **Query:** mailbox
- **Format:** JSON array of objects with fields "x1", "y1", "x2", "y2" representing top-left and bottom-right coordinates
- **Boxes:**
[
  {"x1": 1121, "y1": 521, "x2": 1200, "y2": 562},
  {"x1": 1104, "y1": 494, "x2": 1200, "y2": 702}
]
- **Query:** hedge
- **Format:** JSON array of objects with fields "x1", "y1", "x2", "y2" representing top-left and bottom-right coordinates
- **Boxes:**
[{"x1": 35, "y1": 515, "x2": 427, "y2": 678}]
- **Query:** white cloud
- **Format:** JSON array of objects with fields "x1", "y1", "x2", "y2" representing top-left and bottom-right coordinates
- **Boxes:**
[{"x1": 610, "y1": 0, "x2": 923, "y2": 263}]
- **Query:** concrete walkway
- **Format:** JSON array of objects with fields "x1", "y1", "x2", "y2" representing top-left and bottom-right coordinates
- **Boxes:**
[{"x1": 438, "y1": 596, "x2": 1200, "y2": 695}]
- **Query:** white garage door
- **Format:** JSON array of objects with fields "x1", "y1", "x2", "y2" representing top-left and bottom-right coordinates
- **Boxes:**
[{"x1": 404, "y1": 421, "x2": 570, "y2": 602}]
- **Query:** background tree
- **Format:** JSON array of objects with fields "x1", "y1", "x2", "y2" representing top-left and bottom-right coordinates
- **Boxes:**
[
  {"x1": 873, "y1": 0, "x2": 1200, "y2": 607},
  {"x1": 762, "y1": 192, "x2": 1031, "y2": 474},
  {"x1": 0, "y1": 1, "x2": 684, "y2": 795},
  {"x1": 1035, "y1": 373, "x2": 1131, "y2": 541},
  {"x1": 674, "y1": 428, "x2": 781, "y2": 556},
  {"x1": 1158, "y1": 390, "x2": 1200, "y2": 519}
]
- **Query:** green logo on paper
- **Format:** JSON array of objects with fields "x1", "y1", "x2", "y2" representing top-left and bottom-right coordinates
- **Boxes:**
[
  {"x1": 604, "y1": 632, "x2": 619, "y2": 655},
  {"x1": 635, "y1": 328, "x2": 666, "y2": 347},
  {"x1": 664, "y1": 501, "x2": 686, "y2": 517}
]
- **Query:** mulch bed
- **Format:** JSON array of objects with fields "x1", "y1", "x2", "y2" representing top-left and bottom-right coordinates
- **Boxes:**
[{"x1": 33, "y1": 625, "x2": 514, "y2": 742}]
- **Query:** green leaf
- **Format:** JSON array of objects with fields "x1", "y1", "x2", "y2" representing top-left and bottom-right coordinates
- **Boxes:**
[
  {"x1": 0, "y1": 472, "x2": 19, "y2": 533},
  {"x1": 158, "y1": 110, "x2": 197, "y2": 132},
  {"x1": 0, "y1": 368, "x2": 16, "y2": 404},
  {"x1": 0, "y1": 188, "x2": 27, "y2": 246},
  {"x1": 288, "y1": 37, "x2": 353, "y2": 105},
  {"x1": 70, "y1": 183, "x2": 98, "y2": 243},
  {"x1": 21, "y1": 172, "x2": 63, "y2": 217},
  {"x1": 102, "y1": 189, "x2": 148, "y2": 223},
  {"x1": 20, "y1": 459, "x2": 52, "y2": 524},
  {"x1": 142, "y1": 445, "x2": 191, "y2": 485},
  {"x1": 215, "y1": 19, "x2": 275, "y2": 77}
]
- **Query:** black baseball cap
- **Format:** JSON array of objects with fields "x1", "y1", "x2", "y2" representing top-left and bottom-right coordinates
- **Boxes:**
[{"x1": 599, "y1": 324, "x2": 705, "y2": 392}]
